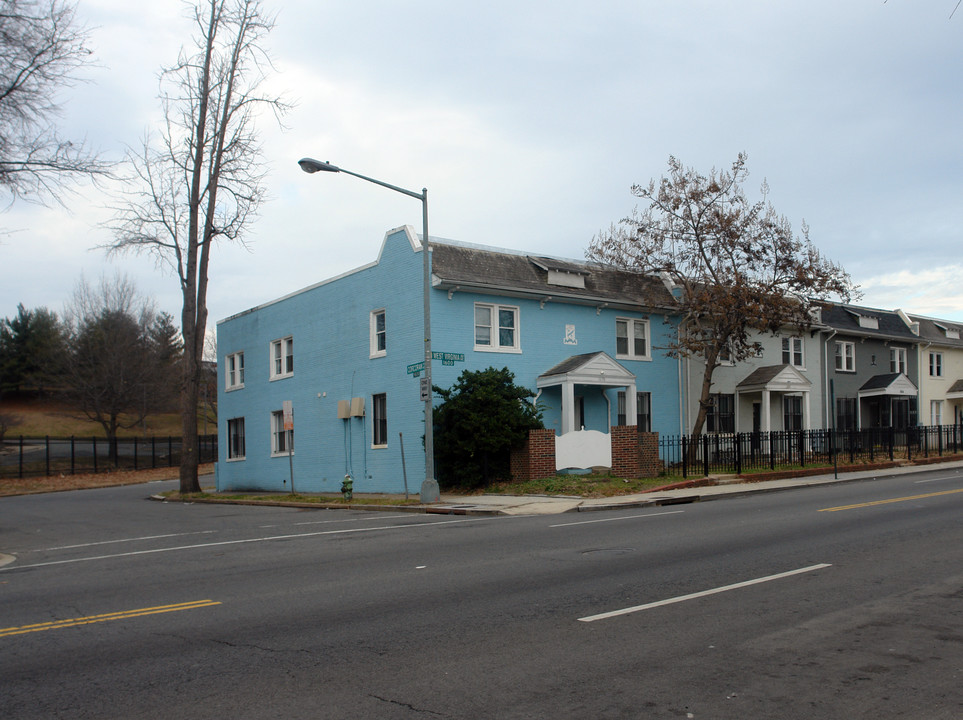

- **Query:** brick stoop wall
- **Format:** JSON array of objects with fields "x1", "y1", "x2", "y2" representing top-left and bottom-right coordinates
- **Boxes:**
[
  {"x1": 510, "y1": 428, "x2": 556, "y2": 481},
  {"x1": 512, "y1": 427, "x2": 662, "y2": 480},
  {"x1": 611, "y1": 426, "x2": 661, "y2": 478}
]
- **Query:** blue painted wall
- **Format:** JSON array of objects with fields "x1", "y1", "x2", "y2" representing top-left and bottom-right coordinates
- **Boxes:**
[{"x1": 217, "y1": 227, "x2": 682, "y2": 493}]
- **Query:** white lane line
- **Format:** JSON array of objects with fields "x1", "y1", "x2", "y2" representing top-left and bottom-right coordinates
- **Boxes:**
[
  {"x1": 914, "y1": 475, "x2": 959, "y2": 484},
  {"x1": 550, "y1": 510, "x2": 684, "y2": 528},
  {"x1": 2, "y1": 517, "x2": 493, "y2": 571},
  {"x1": 578, "y1": 563, "x2": 832, "y2": 623},
  {"x1": 41, "y1": 531, "x2": 218, "y2": 552},
  {"x1": 294, "y1": 514, "x2": 410, "y2": 526}
]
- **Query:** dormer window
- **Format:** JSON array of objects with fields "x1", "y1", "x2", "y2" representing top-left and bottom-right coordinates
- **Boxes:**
[
  {"x1": 857, "y1": 315, "x2": 878, "y2": 329},
  {"x1": 935, "y1": 322, "x2": 960, "y2": 340},
  {"x1": 529, "y1": 257, "x2": 587, "y2": 289}
]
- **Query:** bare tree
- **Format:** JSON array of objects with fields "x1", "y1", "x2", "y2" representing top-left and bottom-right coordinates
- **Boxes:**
[
  {"x1": 588, "y1": 154, "x2": 857, "y2": 440},
  {"x1": 105, "y1": 0, "x2": 287, "y2": 493},
  {"x1": 0, "y1": 0, "x2": 109, "y2": 205}
]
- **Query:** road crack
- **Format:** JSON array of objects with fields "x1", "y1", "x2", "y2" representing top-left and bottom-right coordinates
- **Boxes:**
[{"x1": 369, "y1": 694, "x2": 448, "y2": 717}]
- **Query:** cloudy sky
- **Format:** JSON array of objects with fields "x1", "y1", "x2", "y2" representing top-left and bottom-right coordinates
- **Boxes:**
[{"x1": 2, "y1": 0, "x2": 962, "y2": 333}]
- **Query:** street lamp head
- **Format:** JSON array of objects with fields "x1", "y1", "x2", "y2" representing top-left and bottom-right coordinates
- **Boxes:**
[{"x1": 298, "y1": 158, "x2": 340, "y2": 174}]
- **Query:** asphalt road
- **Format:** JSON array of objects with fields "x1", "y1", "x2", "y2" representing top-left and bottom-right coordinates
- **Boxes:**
[{"x1": 1, "y1": 469, "x2": 961, "y2": 719}]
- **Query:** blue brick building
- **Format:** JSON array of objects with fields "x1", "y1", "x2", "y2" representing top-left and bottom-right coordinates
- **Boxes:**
[{"x1": 216, "y1": 226, "x2": 683, "y2": 493}]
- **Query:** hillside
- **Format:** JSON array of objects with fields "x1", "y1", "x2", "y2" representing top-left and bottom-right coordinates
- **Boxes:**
[{"x1": 0, "y1": 395, "x2": 215, "y2": 439}]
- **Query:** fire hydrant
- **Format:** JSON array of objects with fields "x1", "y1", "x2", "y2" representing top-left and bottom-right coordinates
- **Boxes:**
[{"x1": 341, "y1": 474, "x2": 353, "y2": 500}]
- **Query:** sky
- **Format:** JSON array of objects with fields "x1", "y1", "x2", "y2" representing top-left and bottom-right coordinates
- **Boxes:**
[{"x1": 2, "y1": 0, "x2": 962, "y2": 338}]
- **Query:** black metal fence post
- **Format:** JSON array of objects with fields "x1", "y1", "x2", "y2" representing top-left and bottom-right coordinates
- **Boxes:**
[{"x1": 702, "y1": 434, "x2": 710, "y2": 478}]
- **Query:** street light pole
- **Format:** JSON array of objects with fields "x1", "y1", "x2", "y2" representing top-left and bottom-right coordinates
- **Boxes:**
[{"x1": 298, "y1": 158, "x2": 439, "y2": 502}]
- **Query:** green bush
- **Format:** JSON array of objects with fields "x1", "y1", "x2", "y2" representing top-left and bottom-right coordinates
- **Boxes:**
[{"x1": 433, "y1": 367, "x2": 543, "y2": 489}]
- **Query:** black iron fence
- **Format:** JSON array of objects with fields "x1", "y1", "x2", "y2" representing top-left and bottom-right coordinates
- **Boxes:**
[
  {"x1": 659, "y1": 423, "x2": 963, "y2": 478},
  {"x1": 0, "y1": 435, "x2": 218, "y2": 480}
]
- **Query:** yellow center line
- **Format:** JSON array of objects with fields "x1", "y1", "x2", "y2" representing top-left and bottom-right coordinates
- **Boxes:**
[
  {"x1": 819, "y1": 487, "x2": 963, "y2": 512},
  {"x1": 0, "y1": 599, "x2": 221, "y2": 638}
]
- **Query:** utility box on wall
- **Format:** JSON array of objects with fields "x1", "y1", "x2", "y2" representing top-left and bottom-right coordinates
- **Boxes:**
[
  {"x1": 350, "y1": 397, "x2": 365, "y2": 417},
  {"x1": 337, "y1": 400, "x2": 351, "y2": 419}
]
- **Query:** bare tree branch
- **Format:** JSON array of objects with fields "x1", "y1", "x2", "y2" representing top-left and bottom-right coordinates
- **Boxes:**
[
  {"x1": 0, "y1": 0, "x2": 111, "y2": 206},
  {"x1": 103, "y1": 0, "x2": 289, "y2": 493},
  {"x1": 588, "y1": 154, "x2": 859, "y2": 439}
]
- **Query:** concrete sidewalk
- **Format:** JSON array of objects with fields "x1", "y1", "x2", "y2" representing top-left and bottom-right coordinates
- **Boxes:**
[{"x1": 429, "y1": 459, "x2": 963, "y2": 515}]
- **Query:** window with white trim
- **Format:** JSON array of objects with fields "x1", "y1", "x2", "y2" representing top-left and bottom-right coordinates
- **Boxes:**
[
  {"x1": 616, "y1": 318, "x2": 650, "y2": 360},
  {"x1": 890, "y1": 347, "x2": 907, "y2": 374},
  {"x1": 931, "y1": 400, "x2": 943, "y2": 426},
  {"x1": 372, "y1": 393, "x2": 387, "y2": 447},
  {"x1": 835, "y1": 341, "x2": 855, "y2": 372},
  {"x1": 474, "y1": 303, "x2": 520, "y2": 352},
  {"x1": 271, "y1": 410, "x2": 291, "y2": 455},
  {"x1": 782, "y1": 337, "x2": 804, "y2": 368},
  {"x1": 227, "y1": 417, "x2": 245, "y2": 460},
  {"x1": 370, "y1": 309, "x2": 386, "y2": 358},
  {"x1": 226, "y1": 352, "x2": 245, "y2": 390},
  {"x1": 929, "y1": 351, "x2": 943, "y2": 377},
  {"x1": 270, "y1": 336, "x2": 293, "y2": 380}
]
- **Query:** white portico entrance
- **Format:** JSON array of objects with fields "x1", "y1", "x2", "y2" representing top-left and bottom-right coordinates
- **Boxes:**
[
  {"x1": 735, "y1": 363, "x2": 813, "y2": 432},
  {"x1": 537, "y1": 352, "x2": 638, "y2": 470}
]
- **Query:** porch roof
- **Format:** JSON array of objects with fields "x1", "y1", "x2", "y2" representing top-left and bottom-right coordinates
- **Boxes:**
[
  {"x1": 858, "y1": 372, "x2": 918, "y2": 397},
  {"x1": 536, "y1": 351, "x2": 636, "y2": 389},
  {"x1": 947, "y1": 379, "x2": 963, "y2": 399},
  {"x1": 735, "y1": 364, "x2": 812, "y2": 393}
]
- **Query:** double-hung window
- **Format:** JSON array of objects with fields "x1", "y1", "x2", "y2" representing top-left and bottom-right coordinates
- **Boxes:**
[
  {"x1": 835, "y1": 341, "x2": 855, "y2": 372},
  {"x1": 615, "y1": 318, "x2": 650, "y2": 360},
  {"x1": 782, "y1": 337, "x2": 804, "y2": 367},
  {"x1": 227, "y1": 417, "x2": 245, "y2": 460},
  {"x1": 370, "y1": 309, "x2": 386, "y2": 358},
  {"x1": 225, "y1": 352, "x2": 245, "y2": 390},
  {"x1": 474, "y1": 303, "x2": 520, "y2": 352},
  {"x1": 270, "y1": 336, "x2": 293, "y2": 380},
  {"x1": 929, "y1": 352, "x2": 943, "y2": 377},
  {"x1": 372, "y1": 393, "x2": 388, "y2": 447},
  {"x1": 271, "y1": 410, "x2": 292, "y2": 455},
  {"x1": 890, "y1": 347, "x2": 907, "y2": 374}
]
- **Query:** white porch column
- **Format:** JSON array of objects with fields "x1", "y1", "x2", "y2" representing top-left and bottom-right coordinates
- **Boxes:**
[
  {"x1": 561, "y1": 381, "x2": 576, "y2": 435},
  {"x1": 626, "y1": 382, "x2": 638, "y2": 425},
  {"x1": 803, "y1": 391, "x2": 811, "y2": 430},
  {"x1": 762, "y1": 389, "x2": 772, "y2": 433}
]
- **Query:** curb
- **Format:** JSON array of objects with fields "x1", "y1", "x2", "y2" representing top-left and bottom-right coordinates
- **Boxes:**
[{"x1": 149, "y1": 493, "x2": 504, "y2": 516}]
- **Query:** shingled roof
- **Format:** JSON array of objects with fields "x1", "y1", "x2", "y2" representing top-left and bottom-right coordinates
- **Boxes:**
[
  {"x1": 906, "y1": 314, "x2": 963, "y2": 349},
  {"x1": 819, "y1": 303, "x2": 918, "y2": 342},
  {"x1": 430, "y1": 241, "x2": 677, "y2": 312}
]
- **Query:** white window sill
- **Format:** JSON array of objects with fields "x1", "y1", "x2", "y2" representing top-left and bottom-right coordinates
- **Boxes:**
[
  {"x1": 474, "y1": 346, "x2": 522, "y2": 354},
  {"x1": 271, "y1": 452, "x2": 294, "y2": 458},
  {"x1": 616, "y1": 354, "x2": 652, "y2": 362},
  {"x1": 269, "y1": 373, "x2": 293, "y2": 382},
  {"x1": 369, "y1": 351, "x2": 386, "y2": 359},
  {"x1": 226, "y1": 456, "x2": 246, "y2": 462},
  {"x1": 225, "y1": 384, "x2": 245, "y2": 392}
]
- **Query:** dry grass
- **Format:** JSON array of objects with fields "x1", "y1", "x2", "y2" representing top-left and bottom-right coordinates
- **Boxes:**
[
  {"x1": 0, "y1": 463, "x2": 215, "y2": 497},
  {"x1": 0, "y1": 396, "x2": 211, "y2": 438}
]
